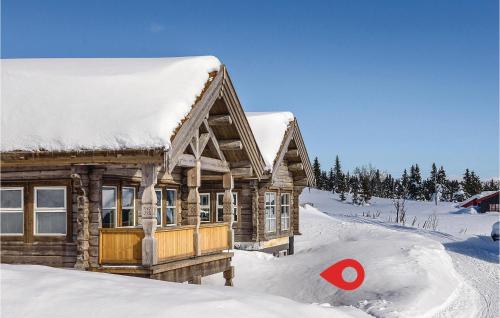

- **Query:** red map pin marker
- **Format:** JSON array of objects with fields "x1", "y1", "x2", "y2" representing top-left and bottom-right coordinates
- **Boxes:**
[{"x1": 320, "y1": 258, "x2": 365, "y2": 291}]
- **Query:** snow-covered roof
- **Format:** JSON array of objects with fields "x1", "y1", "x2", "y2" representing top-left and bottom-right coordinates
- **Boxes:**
[
  {"x1": 1, "y1": 56, "x2": 221, "y2": 152},
  {"x1": 246, "y1": 112, "x2": 294, "y2": 170},
  {"x1": 460, "y1": 191, "x2": 499, "y2": 207}
]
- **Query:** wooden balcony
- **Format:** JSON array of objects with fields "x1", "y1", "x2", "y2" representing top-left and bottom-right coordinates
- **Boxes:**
[{"x1": 98, "y1": 223, "x2": 230, "y2": 266}]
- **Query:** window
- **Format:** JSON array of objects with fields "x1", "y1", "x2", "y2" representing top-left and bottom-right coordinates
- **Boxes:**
[
  {"x1": 199, "y1": 193, "x2": 210, "y2": 222},
  {"x1": 265, "y1": 192, "x2": 276, "y2": 233},
  {"x1": 155, "y1": 189, "x2": 162, "y2": 226},
  {"x1": 233, "y1": 193, "x2": 238, "y2": 222},
  {"x1": 34, "y1": 187, "x2": 67, "y2": 235},
  {"x1": 0, "y1": 187, "x2": 24, "y2": 235},
  {"x1": 166, "y1": 189, "x2": 176, "y2": 225},
  {"x1": 121, "y1": 187, "x2": 135, "y2": 227},
  {"x1": 102, "y1": 187, "x2": 117, "y2": 228},
  {"x1": 216, "y1": 192, "x2": 238, "y2": 223},
  {"x1": 281, "y1": 193, "x2": 290, "y2": 231},
  {"x1": 216, "y1": 193, "x2": 224, "y2": 222}
]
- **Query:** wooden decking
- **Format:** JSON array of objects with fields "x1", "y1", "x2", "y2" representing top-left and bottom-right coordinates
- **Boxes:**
[{"x1": 98, "y1": 223, "x2": 229, "y2": 265}]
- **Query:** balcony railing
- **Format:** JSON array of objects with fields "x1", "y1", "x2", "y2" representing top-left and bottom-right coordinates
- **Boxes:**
[{"x1": 98, "y1": 223, "x2": 229, "y2": 265}]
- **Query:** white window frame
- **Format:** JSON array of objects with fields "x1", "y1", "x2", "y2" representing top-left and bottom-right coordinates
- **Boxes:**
[
  {"x1": 155, "y1": 188, "x2": 163, "y2": 226},
  {"x1": 265, "y1": 192, "x2": 276, "y2": 233},
  {"x1": 216, "y1": 193, "x2": 224, "y2": 222},
  {"x1": 199, "y1": 193, "x2": 211, "y2": 223},
  {"x1": 165, "y1": 189, "x2": 177, "y2": 226},
  {"x1": 102, "y1": 186, "x2": 117, "y2": 228},
  {"x1": 120, "y1": 187, "x2": 136, "y2": 227},
  {"x1": 34, "y1": 186, "x2": 67, "y2": 236},
  {"x1": 0, "y1": 187, "x2": 24, "y2": 236},
  {"x1": 280, "y1": 193, "x2": 290, "y2": 231}
]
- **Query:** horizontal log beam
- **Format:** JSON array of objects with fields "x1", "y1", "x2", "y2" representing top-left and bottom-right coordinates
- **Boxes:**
[
  {"x1": 230, "y1": 160, "x2": 251, "y2": 168},
  {"x1": 288, "y1": 163, "x2": 304, "y2": 171},
  {"x1": 231, "y1": 167, "x2": 253, "y2": 177},
  {"x1": 177, "y1": 154, "x2": 230, "y2": 173},
  {"x1": 285, "y1": 149, "x2": 299, "y2": 158},
  {"x1": 219, "y1": 140, "x2": 242, "y2": 151},
  {"x1": 208, "y1": 115, "x2": 232, "y2": 126}
]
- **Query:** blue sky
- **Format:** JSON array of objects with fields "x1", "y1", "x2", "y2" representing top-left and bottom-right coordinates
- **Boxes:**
[{"x1": 2, "y1": 0, "x2": 498, "y2": 179}]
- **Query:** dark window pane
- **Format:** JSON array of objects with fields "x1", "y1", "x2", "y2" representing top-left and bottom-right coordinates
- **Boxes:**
[
  {"x1": 217, "y1": 207, "x2": 224, "y2": 222},
  {"x1": 217, "y1": 194, "x2": 224, "y2": 206},
  {"x1": 200, "y1": 208, "x2": 210, "y2": 222},
  {"x1": 36, "y1": 189, "x2": 65, "y2": 208},
  {"x1": 122, "y1": 188, "x2": 135, "y2": 207},
  {"x1": 200, "y1": 194, "x2": 209, "y2": 206},
  {"x1": 166, "y1": 190, "x2": 176, "y2": 206},
  {"x1": 36, "y1": 212, "x2": 66, "y2": 234},
  {"x1": 0, "y1": 189, "x2": 22, "y2": 209},
  {"x1": 121, "y1": 208, "x2": 134, "y2": 226},
  {"x1": 155, "y1": 190, "x2": 162, "y2": 205},
  {"x1": 166, "y1": 207, "x2": 175, "y2": 225},
  {"x1": 0, "y1": 212, "x2": 23, "y2": 234},
  {"x1": 102, "y1": 209, "x2": 115, "y2": 228},
  {"x1": 102, "y1": 188, "x2": 116, "y2": 209},
  {"x1": 157, "y1": 207, "x2": 162, "y2": 226}
]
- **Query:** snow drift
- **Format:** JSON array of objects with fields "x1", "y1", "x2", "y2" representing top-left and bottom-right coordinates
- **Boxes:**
[
  {"x1": 207, "y1": 201, "x2": 463, "y2": 317},
  {"x1": 0, "y1": 264, "x2": 361, "y2": 318}
]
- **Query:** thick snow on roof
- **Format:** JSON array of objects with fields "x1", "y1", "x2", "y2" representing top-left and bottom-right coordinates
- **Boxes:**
[
  {"x1": 460, "y1": 191, "x2": 499, "y2": 207},
  {"x1": 246, "y1": 112, "x2": 294, "y2": 170},
  {"x1": 1, "y1": 56, "x2": 221, "y2": 152}
]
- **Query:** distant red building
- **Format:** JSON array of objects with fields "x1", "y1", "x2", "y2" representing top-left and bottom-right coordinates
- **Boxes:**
[{"x1": 460, "y1": 191, "x2": 499, "y2": 213}]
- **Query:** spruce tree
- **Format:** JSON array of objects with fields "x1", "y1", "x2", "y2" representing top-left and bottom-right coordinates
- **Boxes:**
[
  {"x1": 312, "y1": 157, "x2": 321, "y2": 189},
  {"x1": 333, "y1": 155, "x2": 343, "y2": 194},
  {"x1": 351, "y1": 176, "x2": 360, "y2": 205}
]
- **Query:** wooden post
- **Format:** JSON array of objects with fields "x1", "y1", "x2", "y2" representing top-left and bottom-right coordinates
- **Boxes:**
[
  {"x1": 251, "y1": 181, "x2": 260, "y2": 242},
  {"x1": 223, "y1": 266, "x2": 234, "y2": 287},
  {"x1": 141, "y1": 164, "x2": 158, "y2": 267},
  {"x1": 222, "y1": 172, "x2": 234, "y2": 248},
  {"x1": 88, "y1": 167, "x2": 105, "y2": 268},
  {"x1": 292, "y1": 186, "x2": 303, "y2": 235},
  {"x1": 71, "y1": 170, "x2": 90, "y2": 270},
  {"x1": 187, "y1": 160, "x2": 201, "y2": 256}
]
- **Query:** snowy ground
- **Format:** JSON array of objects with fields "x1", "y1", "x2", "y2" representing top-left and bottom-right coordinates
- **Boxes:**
[
  {"x1": 2, "y1": 189, "x2": 498, "y2": 318},
  {"x1": 0, "y1": 263, "x2": 363, "y2": 318},
  {"x1": 206, "y1": 189, "x2": 499, "y2": 318}
]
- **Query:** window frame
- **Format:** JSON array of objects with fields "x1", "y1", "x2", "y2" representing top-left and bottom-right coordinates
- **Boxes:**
[
  {"x1": 0, "y1": 187, "x2": 25, "y2": 236},
  {"x1": 199, "y1": 193, "x2": 211, "y2": 223},
  {"x1": 102, "y1": 186, "x2": 118, "y2": 228},
  {"x1": 165, "y1": 188, "x2": 177, "y2": 226},
  {"x1": 265, "y1": 192, "x2": 277, "y2": 233},
  {"x1": 33, "y1": 186, "x2": 67, "y2": 236},
  {"x1": 216, "y1": 192, "x2": 224, "y2": 222},
  {"x1": 155, "y1": 188, "x2": 163, "y2": 226},
  {"x1": 120, "y1": 186, "x2": 136, "y2": 227},
  {"x1": 280, "y1": 193, "x2": 290, "y2": 231}
]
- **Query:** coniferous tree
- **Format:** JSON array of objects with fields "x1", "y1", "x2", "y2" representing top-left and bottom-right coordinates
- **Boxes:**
[
  {"x1": 327, "y1": 168, "x2": 335, "y2": 191},
  {"x1": 350, "y1": 176, "x2": 360, "y2": 205},
  {"x1": 483, "y1": 179, "x2": 500, "y2": 191},
  {"x1": 333, "y1": 155, "x2": 343, "y2": 194},
  {"x1": 312, "y1": 157, "x2": 322, "y2": 189},
  {"x1": 320, "y1": 171, "x2": 328, "y2": 190},
  {"x1": 360, "y1": 176, "x2": 372, "y2": 204},
  {"x1": 400, "y1": 169, "x2": 409, "y2": 198}
]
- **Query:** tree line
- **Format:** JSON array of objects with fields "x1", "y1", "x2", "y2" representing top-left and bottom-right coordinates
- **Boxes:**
[{"x1": 312, "y1": 156, "x2": 499, "y2": 205}]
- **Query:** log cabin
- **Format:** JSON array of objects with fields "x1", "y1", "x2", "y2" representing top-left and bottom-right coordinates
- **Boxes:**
[
  {"x1": 232, "y1": 112, "x2": 315, "y2": 255},
  {"x1": 0, "y1": 56, "x2": 271, "y2": 285}
]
